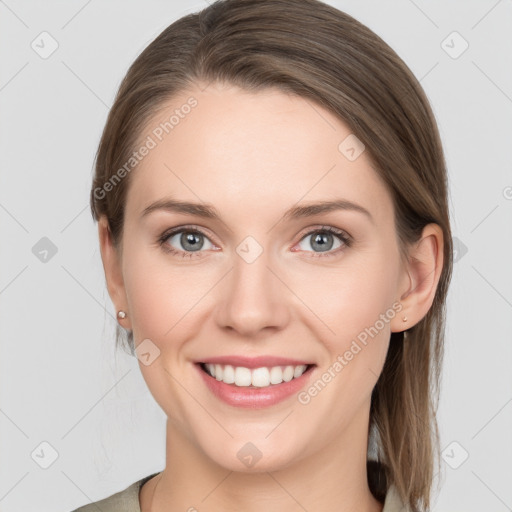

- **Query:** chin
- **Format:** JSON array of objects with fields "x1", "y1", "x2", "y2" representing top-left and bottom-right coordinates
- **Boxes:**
[{"x1": 200, "y1": 436, "x2": 305, "y2": 474}]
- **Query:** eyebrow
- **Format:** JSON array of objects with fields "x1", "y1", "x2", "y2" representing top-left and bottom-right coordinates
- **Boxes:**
[{"x1": 140, "y1": 197, "x2": 374, "y2": 224}]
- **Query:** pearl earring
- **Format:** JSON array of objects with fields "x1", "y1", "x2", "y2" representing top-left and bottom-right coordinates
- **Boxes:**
[
  {"x1": 117, "y1": 310, "x2": 126, "y2": 319},
  {"x1": 402, "y1": 316, "x2": 407, "y2": 322}
]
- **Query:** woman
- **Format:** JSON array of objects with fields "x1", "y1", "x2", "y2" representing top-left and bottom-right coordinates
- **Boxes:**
[{"x1": 72, "y1": 0, "x2": 452, "y2": 510}]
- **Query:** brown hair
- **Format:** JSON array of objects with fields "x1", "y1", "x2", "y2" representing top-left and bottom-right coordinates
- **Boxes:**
[{"x1": 90, "y1": 0, "x2": 453, "y2": 509}]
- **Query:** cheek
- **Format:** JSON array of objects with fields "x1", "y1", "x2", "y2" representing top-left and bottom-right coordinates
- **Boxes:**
[
  {"x1": 124, "y1": 265, "x2": 170, "y2": 342},
  {"x1": 294, "y1": 259, "x2": 399, "y2": 420},
  {"x1": 121, "y1": 243, "x2": 194, "y2": 343},
  {"x1": 120, "y1": 245, "x2": 204, "y2": 418},
  {"x1": 300, "y1": 253, "x2": 398, "y2": 344},
  {"x1": 120, "y1": 242, "x2": 222, "y2": 365},
  {"x1": 297, "y1": 252, "x2": 400, "y2": 405}
]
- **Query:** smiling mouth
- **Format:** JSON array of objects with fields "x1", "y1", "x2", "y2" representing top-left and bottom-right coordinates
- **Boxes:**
[{"x1": 198, "y1": 362, "x2": 315, "y2": 388}]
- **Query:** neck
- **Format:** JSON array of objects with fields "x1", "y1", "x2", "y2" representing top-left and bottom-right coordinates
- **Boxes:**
[{"x1": 144, "y1": 404, "x2": 383, "y2": 512}]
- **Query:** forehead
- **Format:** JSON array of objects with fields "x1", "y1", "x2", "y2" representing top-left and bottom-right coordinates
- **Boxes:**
[{"x1": 125, "y1": 82, "x2": 393, "y2": 226}]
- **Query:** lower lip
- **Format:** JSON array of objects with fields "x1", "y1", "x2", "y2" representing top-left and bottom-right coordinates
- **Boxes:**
[{"x1": 195, "y1": 363, "x2": 315, "y2": 408}]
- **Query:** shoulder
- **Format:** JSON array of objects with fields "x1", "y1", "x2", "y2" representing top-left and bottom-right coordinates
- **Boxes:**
[
  {"x1": 382, "y1": 483, "x2": 412, "y2": 512},
  {"x1": 70, "y1": 473, "x2": 160, "y2": 512}
]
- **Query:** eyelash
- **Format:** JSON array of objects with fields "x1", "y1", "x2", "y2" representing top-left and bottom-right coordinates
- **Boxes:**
[{"x1": 157, "y1": 225, "x2": 352, "y2": 260}]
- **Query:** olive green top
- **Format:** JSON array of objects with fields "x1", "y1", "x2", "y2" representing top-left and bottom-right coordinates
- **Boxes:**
[{"x1": 71, "y1": 472, "x2": 410, "y2": 511}]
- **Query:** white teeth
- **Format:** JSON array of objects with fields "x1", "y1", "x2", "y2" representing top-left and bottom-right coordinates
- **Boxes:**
[
  {"x1": 269, "y1": 366, "x2": 283, "y2": 384},
  {"x1": 282, "y1": 366, "x2": 294, "y2": 382},
  {"x1": 222, "y1": 364, "x2": 235, "y2": 384},
  {"x1": 234, "y1": 366, "x2": 252, "y2": 386},
  {"x1": 293, "y1": 365, "x2": 304, "y2": 378},
  {"x1": 251, "y1": 367, "x2": 270, "y2": 387},
  {"x1": 204, "y1": 363, "x2": 308, "y2": 387}
]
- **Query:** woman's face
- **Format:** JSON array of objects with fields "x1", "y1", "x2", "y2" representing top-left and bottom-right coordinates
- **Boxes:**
[{"x1": 114, "y1": 82, "x2": 410, "y2": 471}]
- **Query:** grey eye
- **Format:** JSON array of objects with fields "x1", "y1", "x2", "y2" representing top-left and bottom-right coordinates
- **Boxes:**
[
  {"x1": 297, "y1": 231, "x2": 343, "y2": 253},
  {"x1": 166, "y1": 230, "x2": 214, "y2": 252}
]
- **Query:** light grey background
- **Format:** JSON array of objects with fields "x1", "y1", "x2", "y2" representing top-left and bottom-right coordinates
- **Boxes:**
[{"x1": 1, "y1": 1, "x2": 511, "y2": 511}]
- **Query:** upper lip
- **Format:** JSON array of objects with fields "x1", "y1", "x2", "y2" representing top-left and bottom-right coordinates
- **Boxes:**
[{"x1": 196, "y1": 355, "x2": 314, "y2": 369}]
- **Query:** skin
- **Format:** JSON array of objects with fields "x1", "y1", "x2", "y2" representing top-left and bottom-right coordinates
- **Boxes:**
[{"x1": 98, "y1": 81, "x2": 444, "y2": 512}]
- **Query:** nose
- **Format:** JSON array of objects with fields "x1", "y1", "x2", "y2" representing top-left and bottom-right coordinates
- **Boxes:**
[{"x1": 214, "y1": 247, "x2": 290, "y2": 337}]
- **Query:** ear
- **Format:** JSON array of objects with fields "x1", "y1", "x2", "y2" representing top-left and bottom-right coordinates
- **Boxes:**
[
  {"x1": 390, "y1": 223, "x2": 444, "y2": 333},
  {"x1": 98, "y1": 216, "x2": 132, "y2": 330}
]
